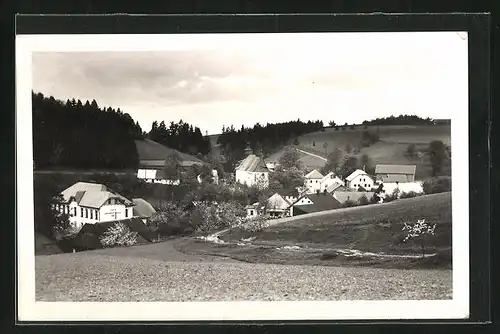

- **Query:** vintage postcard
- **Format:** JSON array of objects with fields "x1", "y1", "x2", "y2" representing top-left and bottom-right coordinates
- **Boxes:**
[{"x1": 16, "y1": 31, "x2": 469, "y2": 321}]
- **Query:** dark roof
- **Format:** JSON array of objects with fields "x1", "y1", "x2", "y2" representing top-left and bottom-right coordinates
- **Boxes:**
[
  {"x1": 135, "y1": 139, "x2": 205, "y2": 166},
  {"x1": 72, "y1": 218, "x2": 155, "y2": 250},
  {"x1": 294, "y1": 193, "x2": 342, "y2": 214},
  {"x1": 375, "y1": 164, "x2": 416, "y2": 175},
  {"x1": 236, "y1": 155, "x2": 269, "y2": 172}
]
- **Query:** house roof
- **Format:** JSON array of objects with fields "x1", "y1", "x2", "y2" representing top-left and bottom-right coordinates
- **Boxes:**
[
  {"x1": 61, "y1": 182, "x2": 133, "y2": 209},
  {"x1": 333, "y1": 191, "x2": 375, "y2": 204},
  {"x1": 132, "y1": 198, "x2": 156, "y2": 218},
  {"x1": 381, "y1": 174, "x2": 410, "y2": 183},
  {"x1": 72, "y1": 218, "x2": 155, "y2": 250},
  {"x1": 345, "y1": 169, "x2": 367, "y2": 181},
  {"x1": 135, "y1": 139, "x2": 205, "y2": 167},
  {"x1": 375, "y1": 164, "x2": 416, "y2": 175},
  {"x1": 305, "y1": 169, "x2": 324, "y2": 179},
  {"x1": 293, "y1": 193, "x2": 342, "y2": 213},
  {"x1": 236, "y1": 155, "x2": 269, "y2": 173},
  {"x1": 267, "y1": 193, "x2": 291, "y2": 209},
  {"x1": 326, "y1": 182, "x2": 344, "y2": 193}
]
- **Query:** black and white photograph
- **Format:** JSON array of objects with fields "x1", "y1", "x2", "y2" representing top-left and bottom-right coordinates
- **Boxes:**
[{"x1": 17, "y1": 30, "x2": 471, "y2": 321}]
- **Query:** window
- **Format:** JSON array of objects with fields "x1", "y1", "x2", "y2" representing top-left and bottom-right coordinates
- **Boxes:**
[
  {"x1": 73, "y1": 207, "x2": 77, "y2": 216},
  {"x1": 125, "y1": 208, "x2": 128, "y2": 218},
  {"x1": 90, "y1": 210, "x2": 93, "y2": 219},
  {"x1": 250, "y1": 210, "x2": 254, "y2": 216},
  {"x1": 81, "y1": 208, "x2": 83, "y2": 217},
  {"x1": 96, "y1": 211, "x2": 99, "y2": 221},
  {"x1": 85, "y1": 209, "x2": 88, "y2": 218}
]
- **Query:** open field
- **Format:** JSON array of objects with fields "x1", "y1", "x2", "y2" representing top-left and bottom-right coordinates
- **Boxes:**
[
  {"x1": 267, "y1": 125, "x2": 451, "y2": 177},
  {"x1": 223, "y1": 192, "x2": 451, "y2": 254},
  {"x1": 36, "y1": 239, "x2": 452, "y2": 301}
]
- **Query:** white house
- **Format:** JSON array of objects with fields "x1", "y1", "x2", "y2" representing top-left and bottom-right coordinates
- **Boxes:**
[
  {"x1": 266, "y1": 193, "x2": 292, "y2": 218},
  {"x1": 235, "y1": 154, "x2": 269, "y2": 188},
  {"x1": 304, "y1": 169, "x2": 324, "y2": 193},
  {"x1": 137, "y1": 168, "x2": 181, "y2": 185},
  {"x1": 55, "y1": 182, "x2": 136, "y2": 230},
  {"x1": 319, "y1": 172, "x2": 345, "y2": 192},
  {"x1": 345, "y1": 169, "x2": 374, "y2": 190}
]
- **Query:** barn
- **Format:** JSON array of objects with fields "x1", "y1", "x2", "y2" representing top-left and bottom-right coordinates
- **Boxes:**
[{"x1": 375, "y1": 164, "x2": 417, "y2": 183}]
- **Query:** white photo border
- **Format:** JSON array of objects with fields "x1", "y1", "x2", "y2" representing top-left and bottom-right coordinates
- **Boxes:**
[{"x1": 16, "y1": 32, "x2": 469, "y2": 322}]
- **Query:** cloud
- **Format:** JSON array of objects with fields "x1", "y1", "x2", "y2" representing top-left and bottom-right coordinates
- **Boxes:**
[{"x1": 32, "y1": 32, "x2": 468, "y2": 134}]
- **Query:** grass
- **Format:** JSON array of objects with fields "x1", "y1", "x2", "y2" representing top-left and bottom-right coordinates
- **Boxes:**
[
  {"x1": 172, "y1": 192, "x2": 453, "y2": 270},
  {"x1": 269, "y1": 125, "x2": 451, "y2": 177},
  {"x1": 224, "y1": 192, "x2": 452, "y2": 255}
]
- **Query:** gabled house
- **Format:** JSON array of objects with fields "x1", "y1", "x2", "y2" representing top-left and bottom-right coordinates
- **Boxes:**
[
  {"x1": 135, "y1": 139, "x2": 205, "y2": 185},
  {"x1": 319, "y1": 172, "x2": 345, "y2": 192},
  {"x1": 345, "y1": 169, "x2": 374, "y2": 190},
  {"x1": 235, "y1": 154, "x2": 269, "y2": 188},
  {"x1": 375, "y1": 164, "x2": 416, "y2": 183},
  {"x1": 266, "y1": 193, "x2": 292, "y2": 218},
  {"x1": 56, "y1": 182, "x2": 136, "y2": 230},
  {"x1": 304, "y1": 169, "x2": 324, "y2": 193},
  {"x1": 132, "y1": 198, "x2": 156, "y2": 224},
  {"x1": 290, "y1": 192, "x2": 342, "y2": 217},
  {"x1": 245, "y1": 202, "x2": 261, "y2": 218}
]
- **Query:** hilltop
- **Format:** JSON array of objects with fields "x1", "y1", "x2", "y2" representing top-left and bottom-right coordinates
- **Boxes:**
[{"x1": 264, "y1": 124, "x2": 451, "y2": 179}]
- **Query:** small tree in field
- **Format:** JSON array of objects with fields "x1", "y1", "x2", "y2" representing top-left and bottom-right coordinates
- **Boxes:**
[
  {"x1": 100, "y1": 222, "x2": 139, "y2": 247},
  {"x1": 402, "y1": 219, "x2": 437, "y2": 258}
]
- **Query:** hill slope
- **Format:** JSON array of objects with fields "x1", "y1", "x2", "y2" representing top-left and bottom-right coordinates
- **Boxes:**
[
  {"x1": 268, "y1": 125, "x2": 451, "y2": 178},
  {"x1": 224, "y1": 192, "x2": 452, "y2": 255},
  {"x1": 135, "y1": 139, "x2": 205, "y2": 165}
]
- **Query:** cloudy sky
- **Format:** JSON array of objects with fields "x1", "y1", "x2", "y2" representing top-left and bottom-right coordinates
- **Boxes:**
[{"x1": 32, "y1": 32, "x2": 468, "y2": 135}]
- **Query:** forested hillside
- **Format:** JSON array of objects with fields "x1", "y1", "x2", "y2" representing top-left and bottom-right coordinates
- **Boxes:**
[{"x1": 32, "y1": 92, "x2": 144, "y2": 169}]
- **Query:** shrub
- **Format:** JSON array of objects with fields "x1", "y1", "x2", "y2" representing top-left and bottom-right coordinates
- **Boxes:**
[
  {"x1": 241, "y1": 216, "x2": 270, "y2": 233},
  {"x1": 402, "y1": 219, "x2": 437, "y2": 257},
  {"x1": 193, "y1": 201, "x2": 246, "y2": 233},
  {"x1": 343, "y1": 199, "x2": 356, "y2": 208},
  {"x1": 400, "y1": 191, "x2": 418, "y2": 199},
  {"x1": 357, "y1": 195, "x2": 369, "y2": 206},
  {"x1": 100, "y1": 222, "x2": 138, "y2": 247},
  {"x1": 422, "y1": 176, "x2": 451, "y2": 194}
]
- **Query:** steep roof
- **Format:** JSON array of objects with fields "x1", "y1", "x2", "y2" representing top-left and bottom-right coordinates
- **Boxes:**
[
  {"x1": 132, "y1": 198, "x2": 156, "y2": 218},
  {"x1": 135, "y1": 139, "x2": 205, "y2": 167},
  {"x1": 305, "y1": 169, "x2": 324, "y2": 179},
  {"x1": 375, "y1": 164, "x2": 416, "y2": 175},
  {"x1": 326, "y1": 182, "x2": 344, "y2": 193},
  {"x1": 236, "y1": 155, "x2": 269, "y2": 173},
  {"x1": 381, "y1": 174, "x2": 411, "y2": 183},
  {"x1": 345, "y1": 169, "x2": 367, "y2": 181},
  {"x1": 294, "y1": 193, "x2": 342, "y2": 214},
  {"x1": 61, "y1": 182, "x2": 133, "y2": 209},
  {"x1": 267, "y1": 193, "x2": 291, "y2": 210}
]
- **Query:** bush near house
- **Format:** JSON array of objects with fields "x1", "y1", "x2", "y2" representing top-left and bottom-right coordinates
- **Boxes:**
[
  {"x1": 100, "y1": 222, "x2": 139, "y2": 247},
  {"x1": 422, "y1": 176, "x2": 452, "y2": 194}
]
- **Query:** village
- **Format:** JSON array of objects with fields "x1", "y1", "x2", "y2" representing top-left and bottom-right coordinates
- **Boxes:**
[{"x1": 49, "y1": 135, "x2": 429, "y2": 252}]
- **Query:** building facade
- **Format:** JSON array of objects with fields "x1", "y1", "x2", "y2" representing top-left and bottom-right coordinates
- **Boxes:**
[
  {"x1": 55, "y1": 182, "x2": 136, "y2": 229},
  {"x1": 235, "y1": 154, "x2": 270, "y2": 188},
  {"x1": 345, "y1": 169, "x2": 374, "y2": 190},
  {"x1": 375, "y1": 164, "x2": 417, "y2": 183}
]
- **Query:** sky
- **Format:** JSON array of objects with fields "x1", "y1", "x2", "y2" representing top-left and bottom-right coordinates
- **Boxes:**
[{"x1": 31, "y1": 32, "x2": 468, "y2": 135}]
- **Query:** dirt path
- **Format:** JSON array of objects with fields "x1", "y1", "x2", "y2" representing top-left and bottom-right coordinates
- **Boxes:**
[
  {"x1": 294, "y1": 148, "x2": 328, "y2": 161},
  {"x1": 64, "y1": 238, "x2": 238, "y2": 263}
]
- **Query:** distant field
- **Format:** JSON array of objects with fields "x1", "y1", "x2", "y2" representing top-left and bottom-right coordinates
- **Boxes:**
[
  {"x1": 223, "y1": 192, "x2": 452, "y2": 254},
  {"x1": 269, "y1": 125, "x2": 451, "y2": 177}
]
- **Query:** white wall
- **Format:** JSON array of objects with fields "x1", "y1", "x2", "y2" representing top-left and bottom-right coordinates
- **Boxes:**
[
  {"x1": 347, "y1": 174, "x2": 374, "y2": 190},
  {"x1": 236, "y1": 170, "x2": 269, "y2": 188},
  {"x1": 294, "y1": 196, "x2": 313, "y2": 206},
  {"x1": 304, "y1": 178, "x2": 322, "y2": 193},
  {"x1": 381, "y1": 181, "x2": 424, "y2": 196},
  {"x1": 99, "y1": 204, "x2": 130, "y2": 223}
]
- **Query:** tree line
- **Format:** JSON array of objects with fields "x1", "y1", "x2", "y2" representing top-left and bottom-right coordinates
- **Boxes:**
[
  {"x1": 362, "y1": 115, "x2": 434, "y2": 126},
  {"x1": 216, "y1": 120, "x2": 324, "y2": 170},
  {"x1": 32, "y1": 92, "x2": 144, "y2": 169},
  {"x1": 148, "y1": 120, "x2": 211, "y2": 157}
]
